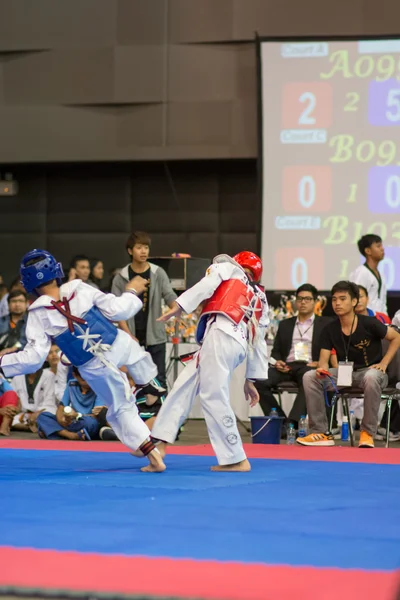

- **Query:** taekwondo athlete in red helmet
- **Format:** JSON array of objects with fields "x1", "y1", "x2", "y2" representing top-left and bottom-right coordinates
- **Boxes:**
[
  {"x1": 152, "y1": 251, "x2": 269, "y2": 472},
  {"x1": 0, "y1": 249, "x2": 166, "y2": 472}
]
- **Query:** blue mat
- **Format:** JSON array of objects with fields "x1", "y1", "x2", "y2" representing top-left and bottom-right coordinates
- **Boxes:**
[{"x1": 1, "y1": 448, "x2": 400, "y2": 570}]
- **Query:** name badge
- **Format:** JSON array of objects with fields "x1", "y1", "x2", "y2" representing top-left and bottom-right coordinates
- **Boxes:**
[
  {"x1": 337, "y1": 361, "x2": 354, "y2": 387},
  {"x1": 294, "y1": 342, "x2": 309, "y2": 362}
]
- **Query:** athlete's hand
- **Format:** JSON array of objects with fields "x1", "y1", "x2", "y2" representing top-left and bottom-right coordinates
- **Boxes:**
[
  {"x1": 126, "y1": 276, "x2": 149, "y2": 295},
  {"x1": 157, "y1": 302, "x2": 183, "y2": 322},
  {"x1": 244, "y1": 380, "x2": 259, "y2": 407}
]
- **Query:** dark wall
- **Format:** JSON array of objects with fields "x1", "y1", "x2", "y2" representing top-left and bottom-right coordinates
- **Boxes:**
[
  {"x1": 0, "y1": 160, "x2": 259, "y2": 285},
  {"x1": 1, "y1": 0, "x2": 399, "y2": 162}
]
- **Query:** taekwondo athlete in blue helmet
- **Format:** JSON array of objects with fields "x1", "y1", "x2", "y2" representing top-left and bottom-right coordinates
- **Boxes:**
[{"x1": 0, "y1": 249, "x2": 166, "y2": 472}]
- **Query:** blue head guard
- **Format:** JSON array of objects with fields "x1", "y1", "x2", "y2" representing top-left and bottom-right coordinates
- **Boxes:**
[{"x1": 20, "y1": 249, "x2": 64, "y2": 294}]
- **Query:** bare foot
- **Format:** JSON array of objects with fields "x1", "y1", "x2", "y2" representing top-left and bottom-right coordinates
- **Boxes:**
[
  {"x1": 141, "y1": 449, "x2": 166, "y2": 473},
  {"x1": 210, "y1": 459, "x2": 251, "y2": 472},
  {"x1": 156, "y1": 441, "x2": 167, "y2": 458},
  {"x1": 0, "y1": 426, "x2": 11, "y2": 436}
]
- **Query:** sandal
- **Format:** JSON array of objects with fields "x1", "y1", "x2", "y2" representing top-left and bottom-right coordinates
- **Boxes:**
[{"x1": 77, "y1": 428, "x2": 91, "y2": 441}]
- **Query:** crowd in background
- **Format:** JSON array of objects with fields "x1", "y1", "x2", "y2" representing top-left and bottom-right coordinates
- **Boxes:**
[{"x1": 1, "y1": 231, "x2": 400, "y2": 447}]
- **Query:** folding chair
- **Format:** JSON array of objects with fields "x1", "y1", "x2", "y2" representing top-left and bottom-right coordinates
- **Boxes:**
[{"x1": 270, "y1": 381, "x2": 299, "y2": 410}]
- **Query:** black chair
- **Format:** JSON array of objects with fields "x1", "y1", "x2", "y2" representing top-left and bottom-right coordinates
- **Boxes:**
[
  {"x1": 328, "y1": 344, "x2": 400, "y2": 448},
  {"x1": 270, "y1": 381, "x2": 299, "y2": 409}
]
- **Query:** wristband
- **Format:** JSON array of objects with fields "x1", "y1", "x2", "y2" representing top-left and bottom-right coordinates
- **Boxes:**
[{"x1": 126, "y1": 288, "x2": 138, "y2": 296}]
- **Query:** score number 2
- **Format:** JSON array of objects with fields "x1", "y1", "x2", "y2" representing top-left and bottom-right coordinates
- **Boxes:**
[
  {"x1": 298, "y1": 92, "x2": 316, "y2": 125},
  {"x1": 282, "y1": 82, "x2": 332, "y2": 129}
]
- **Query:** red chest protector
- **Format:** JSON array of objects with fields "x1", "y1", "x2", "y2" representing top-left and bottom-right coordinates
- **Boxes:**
[{"x1": 196, "y1": 278, "x2": 263, "y2": 344}]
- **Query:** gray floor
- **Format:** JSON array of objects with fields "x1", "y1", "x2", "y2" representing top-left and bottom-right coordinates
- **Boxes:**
[{"x1": 6, "y1": 418, "x2": 400, "y2": 448}]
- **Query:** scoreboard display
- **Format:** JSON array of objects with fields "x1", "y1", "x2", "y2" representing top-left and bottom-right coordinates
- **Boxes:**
[{"x1": 259, "y1": 38, "x2": 400, "y2": 291}]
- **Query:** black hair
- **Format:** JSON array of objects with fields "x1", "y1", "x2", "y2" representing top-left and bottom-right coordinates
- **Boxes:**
[
  {"x1": 357, "y1": 234, "x2": 382, "y2": 257},
  {"x1": 356, "y1": 284, "x2": 369, "y2": 298},
  {"x1": 8, "y1": 289, "x2": 28, "y2": 303},
  {"x1": 125, "y1": 231, "x2": 151, "y2": 255},
  {"x1": 70, "y1": 255, "x2": 90, "y2": 269},
  {"x1": 72, "y1": 366, "x2": 81, "y2": 378},
  {"x1": 331, "y1": 280, "x2": 360, "y2": 302},
  {"x1": 296, "y1": 283, "x2": 318, "y2": 300}
]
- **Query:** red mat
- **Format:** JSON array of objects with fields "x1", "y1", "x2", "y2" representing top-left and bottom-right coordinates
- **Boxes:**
[
  {"x1": 1, "y1": 438, "x2": 400, "y2": 464},
  {"x1": 0, "y1": 547, "x2": 398, "y2": 600}
]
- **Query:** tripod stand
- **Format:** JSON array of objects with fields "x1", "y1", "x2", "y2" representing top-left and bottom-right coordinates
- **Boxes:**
[{"x1": 165, "y1": 319, "x2": 182, "y2": 385}]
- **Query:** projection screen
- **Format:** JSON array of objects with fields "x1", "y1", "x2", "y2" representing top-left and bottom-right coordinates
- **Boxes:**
[{"x1": 259, "y1": 37, "x2": 400, "y2": 291}]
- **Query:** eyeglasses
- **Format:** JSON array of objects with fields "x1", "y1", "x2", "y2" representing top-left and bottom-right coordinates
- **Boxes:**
[{"x1": 296, "y1": 296, "x2": 314, "y2": 303}]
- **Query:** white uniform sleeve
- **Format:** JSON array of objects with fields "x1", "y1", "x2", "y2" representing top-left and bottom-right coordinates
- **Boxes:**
[
  {"x1": 91, "y1": 287, "x2": 143, "y2": 321},
  {"x1": 1, "y1": 311, "x2": 51, "y2": 378},
  {"x1": 392, "y1": 310, "x2": 400, "y2": 329},
  {"x1": 37, "y1": 371, "x2": 57, "y2": 415},
  {"x1": 11, "y1": 375, "x2": 28, "y2": 411},
  {"x1": 177, "y1": 263, "x2": 237, "y2": 314},
  {"x1": 245, "y1": 295, "x2": 269, "y2": 380},
  {"x1": 349, "y1": 266, "x2": 368, "y2": 286},
  {"x1": 55, "y1": 361, "x2": 69, "y2": 404}
]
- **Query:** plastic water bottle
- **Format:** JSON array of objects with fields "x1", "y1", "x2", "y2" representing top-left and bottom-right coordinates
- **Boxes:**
[
  {"x1": 269, "y1": 408, "x2": 278, "y2": 417},
  {"x1": 349, "y1": 410, "x2": 356, "y2": 433},
  {"x1": 298, "y1": 415, "x2": 307, "y2": 438},
  {"x1": 341, "y1": 415, "x2": 349, "y2": 441},
  {"x1": 287, "y1": 423, "x2": 296, "y2": 445}
]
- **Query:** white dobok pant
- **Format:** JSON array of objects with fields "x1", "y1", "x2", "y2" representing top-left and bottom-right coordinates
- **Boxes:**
[
  {"x1": 79, "y1": 330, "x2": 157, "y2": 451},
  {"x1": 152, "y1": 325, "x2": 247, "y2": 465}
]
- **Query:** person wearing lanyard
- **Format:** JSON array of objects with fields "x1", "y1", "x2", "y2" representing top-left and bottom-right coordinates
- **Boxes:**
[
  {"x1": 255, "y1": 284, "x2": 332, "y2": 428},
  {"x1": 297, "y1": 281, "x2": 400, "y2": 448}
]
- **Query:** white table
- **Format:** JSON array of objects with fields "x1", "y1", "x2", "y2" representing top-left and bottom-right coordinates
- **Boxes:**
[{"x1": 165, "y1": 342, "x2": 295, "y2": 422}]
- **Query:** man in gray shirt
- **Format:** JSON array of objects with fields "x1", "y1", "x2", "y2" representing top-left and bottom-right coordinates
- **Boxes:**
[{"x1": 112, "y1": 231, "x2": 177, "y2": 388}]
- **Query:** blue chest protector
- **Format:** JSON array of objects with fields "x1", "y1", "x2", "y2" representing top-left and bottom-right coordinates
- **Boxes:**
[{"x1": 53, "y1": 306, "x2": 118, "y2": 366}]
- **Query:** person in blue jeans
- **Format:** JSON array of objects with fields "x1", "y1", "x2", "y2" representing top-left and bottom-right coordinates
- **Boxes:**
[{"x1": 37, "y1": 367, "x2": 105, "y2": 440}]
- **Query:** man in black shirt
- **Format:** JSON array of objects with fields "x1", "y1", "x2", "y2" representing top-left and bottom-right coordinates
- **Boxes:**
[{"x1": 297, "y1": 281, "x2": 400, "y2": 448}]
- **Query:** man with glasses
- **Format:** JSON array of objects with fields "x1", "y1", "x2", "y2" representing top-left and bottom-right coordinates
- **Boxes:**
[{"x1": 255, "y1": 284, "x2": 331, "y2": 428}]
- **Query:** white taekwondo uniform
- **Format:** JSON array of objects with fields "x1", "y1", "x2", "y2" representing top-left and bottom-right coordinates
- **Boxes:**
[
  {"x1": 151, "y1": 255, "x2": 269, "y2": 465},
  {"x1": 0, "y1": 280, "x2": 157, "y2": 451}
]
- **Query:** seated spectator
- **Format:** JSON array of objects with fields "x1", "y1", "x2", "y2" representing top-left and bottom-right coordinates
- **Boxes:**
[
  {"x1": 89, "y1": 258, "x2": 104, "y2": 290},
  {"x1": 68, "y1": 255, "x2": 97, "y2": 288},
  {"x1": 0, "y1": 290, "x2": 29, "y2": 355},
  {"x1": 0, "y1": 377, "x2": 19, "y2": 436},
  {"x1": 37, "y1": 367, "x2": 103, "y2": 440},
  {"x1": 11, "y1": 363, "x2": 57, "y2": 434},
  {"x1": 298, "y1": 281, "x2": 400, "y2": 448},
  {"x1": 0, "y1": 276, "x2": 26, "y2": 319},
  {"x1": 354, "y1": 285, "x2": 391, "y2": 324},
  {"x1": 255, "y1": 284, "x2": 331, "y2": 427},
  {"x1": 46, "y1": 343, "x2": 60, "y2": 376}
]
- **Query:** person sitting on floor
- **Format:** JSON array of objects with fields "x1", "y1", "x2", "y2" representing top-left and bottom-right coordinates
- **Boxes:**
[
  {"x1": 11, "y1": 360, "x2": 57, "y2": 434},
  {"x1": 37, "y1": 367, "x2": 104, "y2": 441},
  {"x1": 0, "y1": 376, "x2": 19, "y2": 436}
]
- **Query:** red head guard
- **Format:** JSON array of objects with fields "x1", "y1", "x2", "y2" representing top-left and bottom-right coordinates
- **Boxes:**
[{"x1": 233, "y1": 251, "x2": 263, "y2": 282}]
